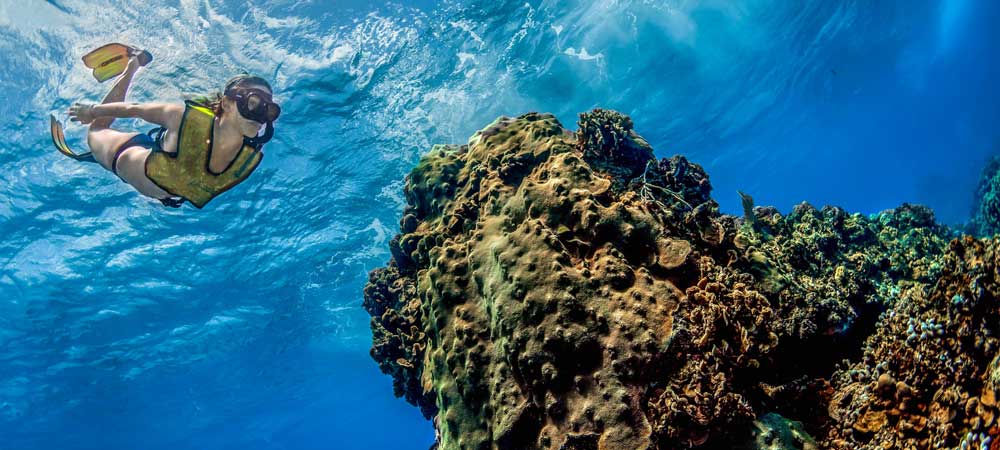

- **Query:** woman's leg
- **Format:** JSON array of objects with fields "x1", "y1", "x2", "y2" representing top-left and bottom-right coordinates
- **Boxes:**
[
  {"x1": 116, "y1": 147, "x2": 172, "y2": 199},
  {"x1": 86, "y1": 58, "x2": 142, "y2": 170}
]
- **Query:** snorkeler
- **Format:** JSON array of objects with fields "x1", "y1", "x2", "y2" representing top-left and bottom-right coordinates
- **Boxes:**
[{"x1": 49, "y1": 43, "x2": 280, "y2": 209}]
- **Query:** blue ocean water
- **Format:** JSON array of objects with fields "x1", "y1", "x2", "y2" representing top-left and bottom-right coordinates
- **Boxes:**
[{"x1": 1, "y1": 0, "x2": 998, "y2": 448}]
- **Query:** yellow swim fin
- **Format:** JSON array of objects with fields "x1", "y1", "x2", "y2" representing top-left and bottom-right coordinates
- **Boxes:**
[
  {"x1": 49, "y1": 114, "x2": 96, "y2": 162},
  {"x1": 81, "y1": 43, "x2": 152, "y2": 82}
]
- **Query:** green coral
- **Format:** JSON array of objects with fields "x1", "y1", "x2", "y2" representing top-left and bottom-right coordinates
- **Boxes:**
[{"x1": 738, "y1": 413, "x2": 818, "y2": 450}]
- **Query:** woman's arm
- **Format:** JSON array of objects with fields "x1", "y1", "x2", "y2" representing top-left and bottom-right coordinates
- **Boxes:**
[{"x1": 68, "y1": 102, "x2": 183, "y2": 129}]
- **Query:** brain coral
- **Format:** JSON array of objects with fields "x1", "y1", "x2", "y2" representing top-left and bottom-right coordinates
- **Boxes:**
[{"x1": 364, "y1": 109, "x2": 994, "y2": 450}]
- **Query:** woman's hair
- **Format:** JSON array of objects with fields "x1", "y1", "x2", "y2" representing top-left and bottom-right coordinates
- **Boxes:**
[{"x1": 189, "y1": 74, "x2": 273, "y2": 116}]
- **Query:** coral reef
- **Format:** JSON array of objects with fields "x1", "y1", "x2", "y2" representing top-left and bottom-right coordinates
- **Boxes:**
[
  {"x1": 824, "y1": 236, "x2": 1000, "y2": 449},
  {"x1": 969, "y1": 157, "x2": 1000, "y2": 237},
  {"x1": 363, "y1": 109, "x2": 995, "y2": 449}
]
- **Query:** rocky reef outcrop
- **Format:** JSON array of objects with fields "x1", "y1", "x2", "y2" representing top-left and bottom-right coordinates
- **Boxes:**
[
  {"x1": 363, "y1": 109, "x2": 999, "y2": 449},
  {"x1": 824, "y1": 236, "x2": 1000, "y2": 449},
  {"x1": 969, "y1": 156, "x2": 1000, "y2": 237}
]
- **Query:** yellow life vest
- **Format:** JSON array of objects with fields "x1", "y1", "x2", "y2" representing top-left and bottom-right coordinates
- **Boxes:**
[{"x1": 145, "y1": 101, "x2": 263, "y2": 209}]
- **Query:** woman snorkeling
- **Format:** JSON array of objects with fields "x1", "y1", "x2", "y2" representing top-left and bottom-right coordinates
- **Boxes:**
[{"x1": 50, "y1": 43, "x2": 279, "y2": 209}]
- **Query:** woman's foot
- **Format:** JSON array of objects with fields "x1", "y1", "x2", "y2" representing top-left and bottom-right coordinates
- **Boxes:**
[
  {"x1": 124, "y1": 50, "x2": 152, "y2": 73},
  {"x1": 132, "y1": 49, "x2": 153, "y2": 67}
]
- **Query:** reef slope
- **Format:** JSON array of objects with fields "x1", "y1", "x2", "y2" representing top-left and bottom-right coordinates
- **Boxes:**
[{"x1": 364, "y1": 110, "x2": 999, "y2": 450}]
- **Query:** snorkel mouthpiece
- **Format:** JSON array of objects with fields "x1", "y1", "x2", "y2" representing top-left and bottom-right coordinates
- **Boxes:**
[{"x1": 245, "y1": 121, "x2": 274, "y2": 148}]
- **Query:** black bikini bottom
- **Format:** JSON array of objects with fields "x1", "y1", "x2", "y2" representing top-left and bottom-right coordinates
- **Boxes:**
[
  {"x1": 111, "y1": 132, "x2": 158, "y2": 179},
  {"x1": 108, "y1": 129, "x2": 184, "y2": 208}
]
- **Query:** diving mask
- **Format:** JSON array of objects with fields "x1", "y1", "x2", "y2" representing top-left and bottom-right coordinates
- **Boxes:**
[{"x1": 225, "y1": 87, "x2": 281, "y2": 123}]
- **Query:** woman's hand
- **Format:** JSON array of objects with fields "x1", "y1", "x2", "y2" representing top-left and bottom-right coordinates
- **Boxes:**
[{"x1": 67, "y1": 103, "x2": 97, "y2": 124}]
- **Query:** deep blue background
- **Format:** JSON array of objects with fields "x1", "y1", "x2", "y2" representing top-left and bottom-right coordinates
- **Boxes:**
[{"x1": 1, "y1": 0, "x2": 998, "y2": 448}]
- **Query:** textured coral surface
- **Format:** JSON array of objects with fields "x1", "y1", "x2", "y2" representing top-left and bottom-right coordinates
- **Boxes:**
[
  {"x1": 969, "y1": 157, "x2": 1000, "y2": 237},
  {"x1": 363, "y1": 110, "x2": 998, "y2": 450}
]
